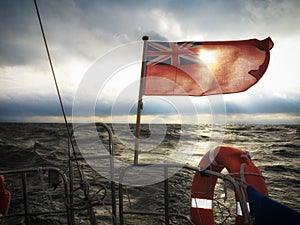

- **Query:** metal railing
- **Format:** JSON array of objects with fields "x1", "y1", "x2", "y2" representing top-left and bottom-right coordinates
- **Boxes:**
[
  {"x1": 118, "y1": 163, "x2": 252, "y2": 225},
  {"x1": 68, "y1": 122, "x2": 117, "y2": 225},
  {"x1": 0, "y1": 122, "x2": 117, "y2": 225},
  {"x1": 0, "y1": 167, "x2": 72, "y2": 225}
]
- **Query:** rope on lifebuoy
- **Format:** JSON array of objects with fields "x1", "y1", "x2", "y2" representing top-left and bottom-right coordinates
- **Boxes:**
[{"x1": 190, "y1": 146, "x2": 268, "y2": 225}]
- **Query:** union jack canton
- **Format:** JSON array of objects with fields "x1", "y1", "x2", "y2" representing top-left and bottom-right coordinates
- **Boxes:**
[{"x1": 146, "y1": 41, "x2": 202, "y2": 67}]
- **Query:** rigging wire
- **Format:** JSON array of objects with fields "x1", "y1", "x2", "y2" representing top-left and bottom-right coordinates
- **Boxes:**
[
  {"x1": 33, "y1": 0, "x2": 97, "y2": 218},
  {"x1": 33, "y1": 0, "x2": 83, "y2": 172},
  {"x1": 33, "y1": 1, "x2": 98, "y2": 224},
  {"x1": 33, "y1": 0, "x2": 73, "y2": 150}
]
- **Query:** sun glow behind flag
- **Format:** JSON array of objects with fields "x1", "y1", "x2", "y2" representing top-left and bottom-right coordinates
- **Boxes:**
[{"x1": 144, "y1": 38, "x2": 273, "y2": 96}]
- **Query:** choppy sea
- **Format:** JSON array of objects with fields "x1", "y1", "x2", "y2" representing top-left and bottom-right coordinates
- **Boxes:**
[{"x1": 0, "y1": 123, "x2": 299, "y2": 224}]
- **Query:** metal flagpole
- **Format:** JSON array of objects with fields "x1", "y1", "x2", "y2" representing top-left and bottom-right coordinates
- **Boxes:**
[{"x1": 134, "y1": 36, "x2": 149, "y2": 165}]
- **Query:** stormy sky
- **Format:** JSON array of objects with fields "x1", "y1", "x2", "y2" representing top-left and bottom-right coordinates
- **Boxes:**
[{"x1": 0, "y1": 0, "x2": 300, "y2": 124}]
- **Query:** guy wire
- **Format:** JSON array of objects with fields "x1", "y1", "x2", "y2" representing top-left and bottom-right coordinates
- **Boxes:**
[{"x1": 33, "y1": 0, "x2": 83, "y2": 180}]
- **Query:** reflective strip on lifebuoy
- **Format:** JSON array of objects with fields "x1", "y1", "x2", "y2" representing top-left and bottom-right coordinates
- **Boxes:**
[
  {"x1": 191, "y1": 198, "x2": 212, "y2": 209},
  {"x1": 190, "y1": 146, "x2": 268, "y2": 225},
  {"x1": 236, "y1": 202, "x2": 250, "y2": 216}
]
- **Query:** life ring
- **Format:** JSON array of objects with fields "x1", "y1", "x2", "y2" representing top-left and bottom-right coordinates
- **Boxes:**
[
  {"x1": 190, "y1": 146, "x2": 268, "y2": 225},
  {"x1": 0, "y1": 175, "x2": 10, "y2": 216}
]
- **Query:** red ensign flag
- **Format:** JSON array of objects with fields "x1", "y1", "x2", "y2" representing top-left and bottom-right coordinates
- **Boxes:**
[{"x1": 144, "y1": 37, "x2": 273, "y2": 96}]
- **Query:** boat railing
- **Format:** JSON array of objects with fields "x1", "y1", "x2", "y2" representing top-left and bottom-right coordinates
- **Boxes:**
[
  {"x1": 0, "y1": 167, "x2": 72, "y2": 225},
  {"x1": 0, "y1": 123, "x2": 117, "y2": 225},
  {"x1": 67, "y1": 122, "x2": 117, "y2": 225},
  {"x1": 118, "y1": 163, "x2": 252, "y2": 225}
]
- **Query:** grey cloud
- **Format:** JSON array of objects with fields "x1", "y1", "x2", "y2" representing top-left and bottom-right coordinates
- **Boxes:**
[
  {"x1": 226, "y1": 96, "x2": 300, "y2": 114},
  {"x1": 0, "y1": 0, "x2": 43, "y2": 66},
  {"x1": 2, "y1": 0, "x2": 299, "y2": 67},
  {"x1": 1, "y1": 93, "x2": 299, "y2": 122},
  {"x1": 239, "y1": 0, "x2": 300, "y2": 37},
  {"x1": 0, "y1": 97, "x2": 68, "y2": 118}
]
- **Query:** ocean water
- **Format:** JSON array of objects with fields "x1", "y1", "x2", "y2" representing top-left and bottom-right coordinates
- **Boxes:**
[{"x1": 0, "y1": 123, "x2": 299, "y2": 224}]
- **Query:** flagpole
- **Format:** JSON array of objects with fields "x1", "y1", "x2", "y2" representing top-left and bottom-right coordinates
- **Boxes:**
[{"x1": 134, "y1": 35, "x2": 149, "y2": 165}]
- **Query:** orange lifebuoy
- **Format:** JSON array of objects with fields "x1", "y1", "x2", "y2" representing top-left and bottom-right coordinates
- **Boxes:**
[
  {"x1": 0, "y1": 175, "x2": 10, "y2": 215},
  {"x1": 190, "y1": 146, "x2": 268, "y2": 225}
]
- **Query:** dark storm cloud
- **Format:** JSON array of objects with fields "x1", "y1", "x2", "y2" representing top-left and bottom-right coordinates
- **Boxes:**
[
  {"x1": 2, "y1": 0, "x2": 299, "y2": 67},
  {"x1": 1, "y1": 93, "x2": 299, "y2": 122},
  {"x1": 0, "y1": 0, "x2": 42, "y2": 66},
  {"x1": 0, "y1": 95, "x2": 71, "y2": 118},
  {"x1": 226, "y1": 96, "x2": 300, "y2": 114},
  {"x1": 0, "y1": 0, "x2": 169, "y2": 68}
]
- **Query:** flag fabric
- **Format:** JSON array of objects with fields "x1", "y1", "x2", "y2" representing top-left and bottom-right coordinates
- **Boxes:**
[{"x1": 144, "y1": 37, "x2": 273, "y2": 96}]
